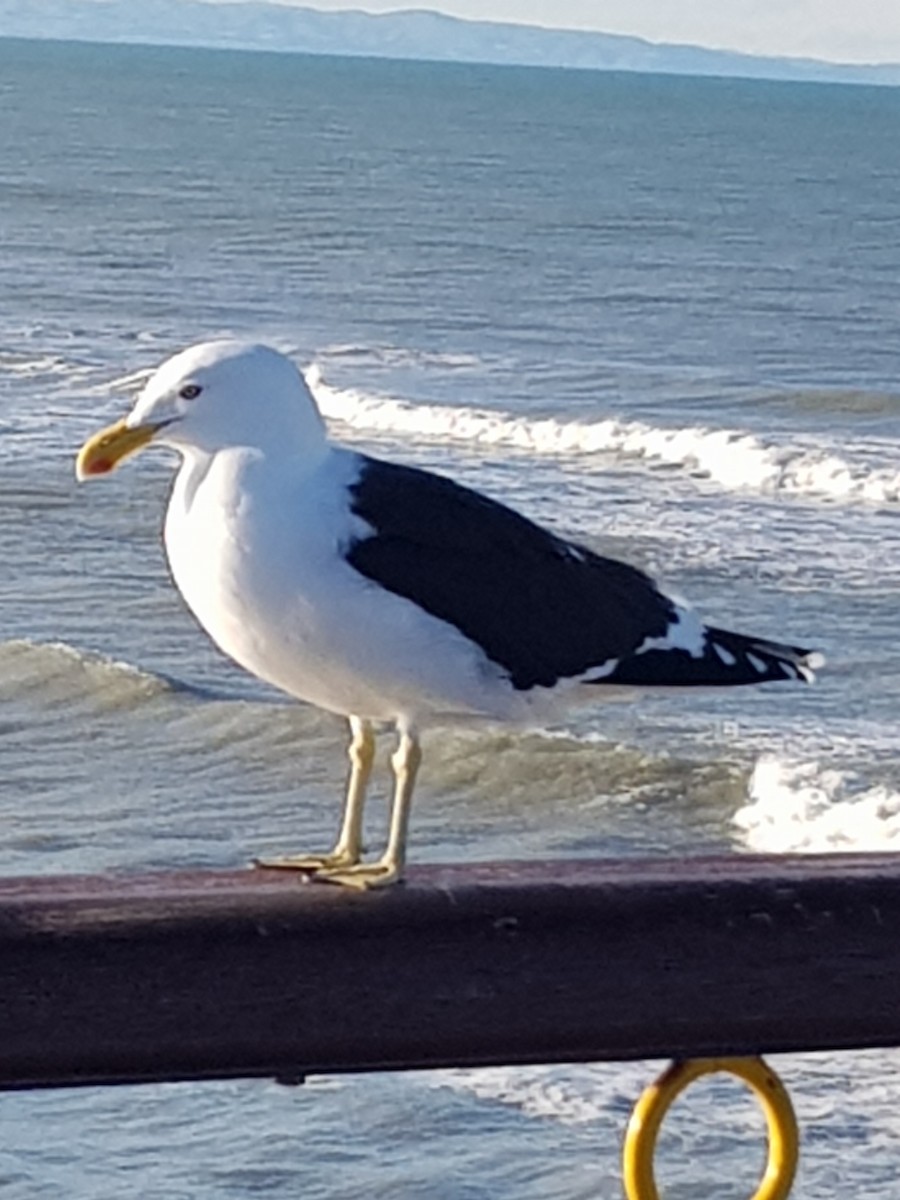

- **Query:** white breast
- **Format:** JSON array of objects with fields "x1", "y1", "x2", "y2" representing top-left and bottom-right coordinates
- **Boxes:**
[{"x1": 163, "y1": 446, "x2": 518, "y2": 725}]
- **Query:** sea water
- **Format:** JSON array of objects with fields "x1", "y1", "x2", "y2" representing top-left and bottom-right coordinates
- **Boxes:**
[{"x1": 2, "y1": 36, "x2": 900, "y2": 1198}]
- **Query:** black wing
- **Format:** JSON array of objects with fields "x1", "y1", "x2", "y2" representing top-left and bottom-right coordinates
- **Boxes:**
[{"x1": 345, "y1": 456, "x2": 678, "y2": 691}]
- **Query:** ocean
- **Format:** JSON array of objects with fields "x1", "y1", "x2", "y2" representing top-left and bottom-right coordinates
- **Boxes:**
[{"x1": 2, "y1": 34, "x2": 900, "y2": 1198}]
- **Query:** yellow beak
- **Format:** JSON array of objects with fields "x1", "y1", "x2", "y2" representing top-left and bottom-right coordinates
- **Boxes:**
[{"x1": 75, "y1": 419, "x2": 159, "y2": 480}]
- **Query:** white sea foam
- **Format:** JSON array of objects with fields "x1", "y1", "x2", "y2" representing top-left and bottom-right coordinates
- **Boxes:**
[
  {"x1": 733, "y1": 756, "x2": 900, "y2": 853},
  {"x1": 0, "y1": 348, "x2": 159, "y2": 400},
  {"x1": 0, "y1": 353, "x2": 104, "y2": 396},
  {"x1": 317, "y1": 343, "x2": 483, "y2": 370},
  {"x1": 0, "y1": 353, "x2": 91, "y2": 380},
  {"x1": 434, "y1": 1063, "x2": 652, "y2": 1127},
  {"x1": 308, "y1": 369, "x2": 900, "y2": 505}
]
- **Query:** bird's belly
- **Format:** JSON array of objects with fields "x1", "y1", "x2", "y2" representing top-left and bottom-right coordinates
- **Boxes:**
[{"x1": 165, "y1": 507, "x2": 517, "y2": 725}]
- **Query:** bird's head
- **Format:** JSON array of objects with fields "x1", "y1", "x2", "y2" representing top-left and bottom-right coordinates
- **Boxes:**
[{"x1": 76, "y1": 340, "x2": 325, "y2": 479}]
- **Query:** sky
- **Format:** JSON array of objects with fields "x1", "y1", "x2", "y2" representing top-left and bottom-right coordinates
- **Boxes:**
[{"x1": 224, "y1": 0, "x2": 900, "y2": 64}]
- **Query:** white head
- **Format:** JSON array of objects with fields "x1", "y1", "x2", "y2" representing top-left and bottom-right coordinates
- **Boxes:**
[{"x1": 77, "y1": 340, "x2": 326, "y2": 478}]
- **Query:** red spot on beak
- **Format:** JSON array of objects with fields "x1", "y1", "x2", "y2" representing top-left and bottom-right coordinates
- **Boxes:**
[{"x1": 85, "y1": 458, "x2": 113, "y2": 475}]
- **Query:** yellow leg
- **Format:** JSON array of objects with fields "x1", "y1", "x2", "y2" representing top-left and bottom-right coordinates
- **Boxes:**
[
  {"x1": 316, "y1": 728, "x2": 421, "y2": 889},
  {"x1": 254, "y1": 717, "x2": 375, "y2": 872}
]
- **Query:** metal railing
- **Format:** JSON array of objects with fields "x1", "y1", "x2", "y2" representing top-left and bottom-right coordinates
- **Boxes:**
[{"x1": 2, "y1": 853, "x2": 897, "y2": 1195}]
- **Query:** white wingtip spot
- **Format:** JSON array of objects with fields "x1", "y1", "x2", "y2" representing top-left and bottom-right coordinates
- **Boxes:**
[
  {"x1": 746, "y1": 653, "x2": 769, "y2": 673},
  {"x1": 581, "y1": 658, "x2": 619, "y2": 682},
  {"x1": 713, "y1": 643, "x2": 737, "y2": 667},
  {"x1": 634, "y1": 606, "x2": 707, "y2": 659}
]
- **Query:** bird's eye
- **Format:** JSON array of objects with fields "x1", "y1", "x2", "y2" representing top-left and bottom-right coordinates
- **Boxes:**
[{"x1": 179, "y1": 384, "x2": 202, "y2": 400}]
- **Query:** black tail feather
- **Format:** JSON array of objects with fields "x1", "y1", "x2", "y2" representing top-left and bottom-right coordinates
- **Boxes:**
[{"x1": 602, "y1": 625, "x2": 822, "y2": 688}]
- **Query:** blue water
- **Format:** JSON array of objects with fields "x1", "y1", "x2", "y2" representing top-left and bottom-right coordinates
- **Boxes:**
[{"x1": 2, "y1": 35, "x2": 900, "y2": 1198}]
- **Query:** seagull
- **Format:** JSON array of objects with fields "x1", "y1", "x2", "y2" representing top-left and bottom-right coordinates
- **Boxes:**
[{"x1": 76, "y1": 340, "x2": 820, "y2": 888}]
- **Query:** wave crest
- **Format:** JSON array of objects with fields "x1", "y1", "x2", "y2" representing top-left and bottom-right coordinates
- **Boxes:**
[
  {"x1": 309, "y1": 370, "x2": 900, "y2": 505},
  {"x1": 0, "y1": 639, "x2": 172, "y2": 711}
]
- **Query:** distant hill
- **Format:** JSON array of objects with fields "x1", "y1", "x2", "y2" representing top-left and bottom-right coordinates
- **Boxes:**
[{"x1": 2, "y1": 0, "x2": 900, "y2": 86}]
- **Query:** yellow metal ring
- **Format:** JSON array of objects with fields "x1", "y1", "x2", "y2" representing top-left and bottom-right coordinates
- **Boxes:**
[{"x1": 622, "y1": 1056, "x2": 799, "y2": 1200}]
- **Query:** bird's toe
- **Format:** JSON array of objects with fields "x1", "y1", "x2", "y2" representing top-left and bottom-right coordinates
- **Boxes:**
[
  {"x1": 253, "y1": 849, "x2": 360, "y2": 873},
  {"x1": 312, "y1": 861, "x2": 403, "y2": 890}
]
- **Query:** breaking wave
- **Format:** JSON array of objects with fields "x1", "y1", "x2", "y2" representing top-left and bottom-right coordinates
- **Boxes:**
[
  {"x1": 309, "y1": 369, "x2": 900, "y2": 505},
  {"x1": 0, "y1": 639, "x2": 175, "y2": 711},
  {"x1": 733, "y1": 756, "x2": 900, "y2": 853}
]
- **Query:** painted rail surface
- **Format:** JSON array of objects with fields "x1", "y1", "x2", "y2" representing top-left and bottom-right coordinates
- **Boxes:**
[{"x1": 0, "y1": 853, "x2": 897, "y2": 1090}]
